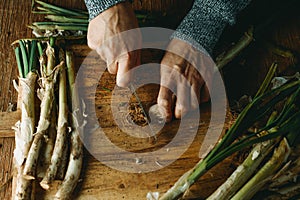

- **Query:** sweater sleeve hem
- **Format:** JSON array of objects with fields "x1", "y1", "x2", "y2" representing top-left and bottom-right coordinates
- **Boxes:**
[{"x1": 85, "y1": 0, "x2": 127, "y2": 20}]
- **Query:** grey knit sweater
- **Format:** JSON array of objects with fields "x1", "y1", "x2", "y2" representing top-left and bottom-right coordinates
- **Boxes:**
[{"x1": 84, "y1": 0, "x2": 251, "y2": 54}]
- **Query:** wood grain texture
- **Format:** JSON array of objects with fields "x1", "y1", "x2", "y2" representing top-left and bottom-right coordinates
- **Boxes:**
[
  {"x1": 0, "y1": 2, "x2": 32, "y2": 199},
  {"x1": 0, "y1": 0, "x2": 300, "y2": 199},
  {"x1": 0, "y1": 111, "x2": 21, "y2": 138}
]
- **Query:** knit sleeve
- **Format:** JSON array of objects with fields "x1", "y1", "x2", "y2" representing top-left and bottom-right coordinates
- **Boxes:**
[
  {"x1": 84, "y1": 0, "x2": 127, "y2": 20},
  {"x1": 171, "y1": 0, "x2": 251, "y2": 54}
]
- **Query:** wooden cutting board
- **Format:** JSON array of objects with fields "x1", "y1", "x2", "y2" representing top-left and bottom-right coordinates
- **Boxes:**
[{"x1": 0, "y1": 43, "x2": 235, "y2": 199}]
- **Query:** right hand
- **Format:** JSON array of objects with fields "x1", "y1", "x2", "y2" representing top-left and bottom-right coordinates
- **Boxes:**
[{"x1": 87, "y1": 1, "x2": 141, "y2": 87}]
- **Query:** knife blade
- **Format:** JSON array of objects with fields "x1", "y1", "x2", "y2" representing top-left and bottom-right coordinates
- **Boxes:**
[{"x1": 129, "y1": 83, "x2": 157, "y2": 142}]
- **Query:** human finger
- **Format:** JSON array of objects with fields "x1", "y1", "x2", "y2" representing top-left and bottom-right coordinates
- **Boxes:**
[
  {"x1": 174, "y1": 80, "x2": 190, "y2": 119},
  {"x1": 157, "y1": 86, "x2": 173, "y2": 122},
  {"x1": 116, "y1": 51, "x2": 140, "y2": 87}
]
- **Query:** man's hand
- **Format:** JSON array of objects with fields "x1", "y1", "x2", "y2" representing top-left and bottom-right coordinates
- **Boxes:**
[
  {"x1": 87, "y1": 1, "x2": 141, "y2": 87},
  {"x1": 157, "y1": 39, "x2": 214, "y2": 122}
]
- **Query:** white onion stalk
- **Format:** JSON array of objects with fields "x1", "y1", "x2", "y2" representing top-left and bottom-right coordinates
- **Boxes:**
[
  {"x1": 55, "y1": 51, "x2": 84, "y2": 199},
  {"x1": 13, "y1": 72, "x2": 37, "y2": 200},
  {"x1": 207, "y1": 112, "x2": 279, "y2": 200},
  {"x1": 41, "y1": 49, "x2": 68, "y2": 190},
  {"x1": 207, "y1": 138, "x2": 276, "y2": 200}
]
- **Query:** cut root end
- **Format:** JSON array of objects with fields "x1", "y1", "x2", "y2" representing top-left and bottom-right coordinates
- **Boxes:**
[
  {"x1": 40, "y1": 181, "x2": 50, "y2": 190},
  {"x1": 22, "y1": 174, "x2": 35, "y2": 180}
]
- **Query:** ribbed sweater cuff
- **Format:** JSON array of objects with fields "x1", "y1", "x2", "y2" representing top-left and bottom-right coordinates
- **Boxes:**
[
  {"x1": 172, "y1": 0, "x2": 251, "y2": 55},
  {"x1": 84, "y1": 0, "x2": 127, "y2": 20}
]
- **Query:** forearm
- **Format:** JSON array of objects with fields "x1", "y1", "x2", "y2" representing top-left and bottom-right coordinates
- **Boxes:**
[
  {"x1": 84, "y1": 0, "x2": 127, "y2": 20},
  {"x1": 172, "y1": 0, "x2": 251, "y2": 54}
]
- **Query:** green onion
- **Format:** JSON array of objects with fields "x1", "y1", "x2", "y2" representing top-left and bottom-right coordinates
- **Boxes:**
[
  {"x1": 31, "y1": 23, "x2": 88, "y2": 31},
  {"x1": 45, "y1": 15, "x2": 88, "y2": 23},
  {"x1": 254, "y1": 63, "x2": 277, "y2": 98},
  {"x1": 35, "y1": 0, "x2": 84, "y2": 17},
  {"x1": 29, "y1": 40, "x2": 38, "y2": 72},
  {"x1": 19, "y1": 40, "x2": 29, "y2": 77},
  {"x1": 14, "y1": 47, "x2": 24, "y2": 78},
  {"x1": 37, "y1": 41, "x2": 43, "y2": 57}
]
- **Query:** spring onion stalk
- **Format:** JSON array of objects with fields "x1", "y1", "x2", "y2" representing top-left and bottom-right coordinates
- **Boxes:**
[
  {"x1": 55, "y1": 51, "x2": 84, "y2": 199},
  {"x1": 36, "y1": 6, "x2": 71, "y2": 16},
  {"x1": 15, "y1": 47, "x2": 24, "y2": 78},
  {"x1": 41, "y1": 49, "x2": 68, "y2": 190},
  {"x1": 17, "y1": 72, "x2": 37, "y2": 167},
  {"x1": 216, "y1": 27, "x2": 254, "y2": 70},
  {"x1": 32, "y1": 11, "x2": 57, "y2": 15},
  {"x1": 254, "y1": 63, "x2": 277, "y2": 98},
  {"x1": 45, "y1": 15, "x2": 88, "y2": 23},
  {"x1": 40, "y1": 39, "x2": 57, "y2": 173},
  {"x1": 31, "y1": 24, "x2": 88, "y2": 31},
  {"x1": 28, "y1": 40, "x2": 38, "y2": 72},
  {"x1": 35, "y1": 0, "x2": 83, "y2": 17},
  {"x1": 41, "y1": 102, "x2": 57, "y2": 174},
  {"x1": 13, "y1": 39, "x2": 39, "y2": 199},
  {"x1": 54, "y1": 51, "x2": 70, "y2": 182},
  {"x1": 13, "y1": 72, "x2": 37, "y2": 200},
  {"x1": 55, "y1": 140, "x2": 68, "y2": 180},
  {"x1": 33, "y1": 22, "x2": 87, "y2": 27},
  {"x1": 19, "y1": 40, "x2": 29, "y2": 77}
]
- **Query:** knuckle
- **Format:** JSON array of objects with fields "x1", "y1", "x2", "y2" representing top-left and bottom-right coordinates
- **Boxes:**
[{"x1": 157, "y1": 98, "x2": 170, "y2": 108}]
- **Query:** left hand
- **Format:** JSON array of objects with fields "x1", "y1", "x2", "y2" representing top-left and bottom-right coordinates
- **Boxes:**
[{"x1": 157, "y1": 38, "x2": 214, "y2": 122}]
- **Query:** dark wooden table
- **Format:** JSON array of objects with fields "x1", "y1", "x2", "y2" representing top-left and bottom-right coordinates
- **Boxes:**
[{"x1": 0, "y1": 0, "x2": 299, "y2": 199}]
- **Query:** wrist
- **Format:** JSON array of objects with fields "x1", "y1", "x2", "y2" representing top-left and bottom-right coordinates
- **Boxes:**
[{"x1": 172, "y1": 0, "x2": 251, "y2": 55}]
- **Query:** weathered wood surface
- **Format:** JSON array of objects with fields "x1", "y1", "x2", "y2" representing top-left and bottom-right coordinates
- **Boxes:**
[
  {"x1": 0, "y1": 0, "x2": 300, "y2": 199},
  {"x1": 0, "y1": 111, "x2": 20, "y2": 138}
]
